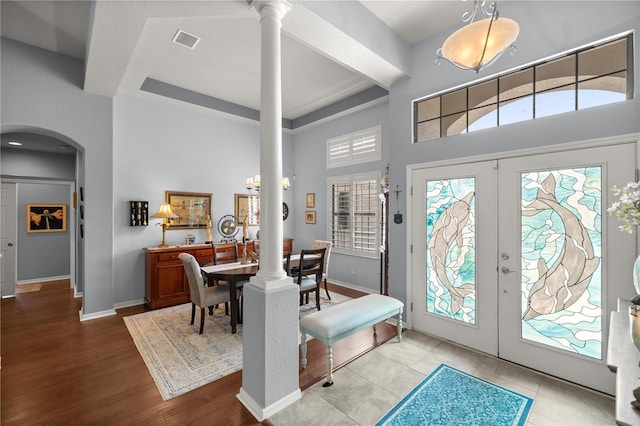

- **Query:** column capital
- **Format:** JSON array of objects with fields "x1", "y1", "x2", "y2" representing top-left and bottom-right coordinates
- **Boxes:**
[{"x1": 250, "y1": 0, "x2": 292, "y2": 21}]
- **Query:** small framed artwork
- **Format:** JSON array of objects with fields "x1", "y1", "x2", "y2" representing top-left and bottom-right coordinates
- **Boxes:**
[
  {"x1": 306, "y1": 193, "x2": 315, "y2": 208},
  {"x1": 305, "y1": 210, "x2": 316, "y2": 224},
  {"x1": 27, "y1": 204, "x2": 67, "y2": 233},
  {"x1": 166, "y1": 191, "x2": 212, "y2": 229},
  {"x1": 130, "y1": 201, "x2": 148, "y2": 226}
]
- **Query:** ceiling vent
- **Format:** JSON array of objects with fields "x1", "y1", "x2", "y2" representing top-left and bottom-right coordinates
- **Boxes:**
[{"x1": 172, "y1": 29, "x2": 200, "y2": 50}]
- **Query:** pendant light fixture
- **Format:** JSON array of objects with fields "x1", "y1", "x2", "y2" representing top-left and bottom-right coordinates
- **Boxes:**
[{"x1": 435, "y1": 1, "x2": 519, "y2": 73}]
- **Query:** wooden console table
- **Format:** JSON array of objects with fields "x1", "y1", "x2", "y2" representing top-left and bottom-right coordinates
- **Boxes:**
[
  {"x1": 144, "y1": 244, "x2": 213, "y2": 310},
  {"x1": 608, "y1": 299, "x2": 640, "y2": 426}
]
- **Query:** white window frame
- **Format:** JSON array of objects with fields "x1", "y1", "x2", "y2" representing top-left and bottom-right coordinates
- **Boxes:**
[
  {"x1": 326, "y1": 125, "x2": 382, "y2": 168},
  {"x1": 327, "y1": 172, "x2": 380, "y2": 259}
]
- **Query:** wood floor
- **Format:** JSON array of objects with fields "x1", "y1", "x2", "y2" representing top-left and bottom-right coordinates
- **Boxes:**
[{"x1": 1, "y1": 280, "x2": 397, "y2": 425}]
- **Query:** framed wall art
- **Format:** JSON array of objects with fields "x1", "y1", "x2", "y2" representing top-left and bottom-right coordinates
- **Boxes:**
[
  {"x1": 306, "y1": 193, "x2": 315, "y2": 208},
  {"x1": 166, "y1": 191, "x2": 212, "y2": 229},
  {"x1": 235, "y1": 193, "x2": 260, "y2": 226},
  {"x1": 27, "y1": 204, "x2": 67, "y2": 233},
  {"x1": 305, "y1": 210, "x2": 316, "y2": 224},
  {"x1": 130, "y1": 200, "x2": 148, "y2": 226}
]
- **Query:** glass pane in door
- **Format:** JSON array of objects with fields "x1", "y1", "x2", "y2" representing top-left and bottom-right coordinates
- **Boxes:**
[
  {"x1": 520, "y1": 168, "x2": 602, "y2": 359},
  {"x1": 426, "y1": 178, "x2": 476, "y2": 324}
]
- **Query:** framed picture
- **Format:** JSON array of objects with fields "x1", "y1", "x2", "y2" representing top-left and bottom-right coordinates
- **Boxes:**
[
  {"x1": 129, "y1": 200, "x2": 148, "y2": 226},
  {"x1": 305, "y1": 210, "x2": 316, "y2": 224},
  {"x1": 235, "y1": 193, "x2": 260, "y2": 226},
  {"x1": 166, "y1": 191, "x2": 212, "y2": 229},
  {"x1": 306, "y1": 193, "x2": 315, "y2": 208},
  {"x1": 27, "y1": 204, "x2": 67, "y2": 233}
]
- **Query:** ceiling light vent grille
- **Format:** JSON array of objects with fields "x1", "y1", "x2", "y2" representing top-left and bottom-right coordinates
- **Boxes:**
[{"x1": 172, "y1": 29, "x2": 200, "y2": 49}]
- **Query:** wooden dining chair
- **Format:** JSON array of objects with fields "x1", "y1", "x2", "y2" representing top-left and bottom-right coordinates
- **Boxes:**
[
  {"x1": 292, "y1": 248, "x2": 326, "y2": 311},
  {"x1": 212, "y1": 242, "x2": 238, "y2": 264},
  {"x1": 209, "y1": 242, "x2": 239, "y2": 315},
  {"x1": 311, "y1": 240, "x2": 332, "y2": 300}
]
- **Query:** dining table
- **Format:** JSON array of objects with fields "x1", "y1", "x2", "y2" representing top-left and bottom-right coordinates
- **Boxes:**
[{"x1": 201, "y1": 253, "x2": 312, "y2": 334}]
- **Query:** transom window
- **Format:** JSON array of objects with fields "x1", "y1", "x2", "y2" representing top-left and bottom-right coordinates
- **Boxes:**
[
  {"x1": 328, "y1": 173, "x2": 379, "y2": 258},
  {"x1": 414, "y1": 33, "x2": 633, "y2": 143}
]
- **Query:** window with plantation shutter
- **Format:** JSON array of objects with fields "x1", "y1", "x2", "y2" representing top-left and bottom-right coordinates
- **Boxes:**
[
  {"x1": 328, "y1": 173, "x2": 379, "y2": 258},
  {"x1": 327, "y1": 126, "x2": 381, "y2": 168}
]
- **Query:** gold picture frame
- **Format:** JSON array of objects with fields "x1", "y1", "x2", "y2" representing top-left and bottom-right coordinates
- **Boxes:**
[
  {"x1": 306, "y1": 193, "x2": 315, "y2": 208},
  {"x1": 305, "y1": 210, "x2": 316, "y2": 224},
  {"x1": 234, "y1": 193, "x2": 260, "y2": 226},
  {"x1": 166, "y1": 191, "x2": 212, "y2": 229},
  {"x1": 27, "y1": 204, "x2": 67, "y2": 233}
]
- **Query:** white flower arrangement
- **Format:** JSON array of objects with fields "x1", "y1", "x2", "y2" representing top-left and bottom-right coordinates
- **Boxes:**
[{"x1": 608, "y1": 181, "x2": 640, "y2": 233}]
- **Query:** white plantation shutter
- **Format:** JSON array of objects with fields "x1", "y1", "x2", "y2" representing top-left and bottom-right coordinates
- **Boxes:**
[
  {"x1": 327, "y1": 126, "x2": 381, "y2": 168},
  {"x1": 328, "y1": 173, "x2": 379, "y2": 258}
]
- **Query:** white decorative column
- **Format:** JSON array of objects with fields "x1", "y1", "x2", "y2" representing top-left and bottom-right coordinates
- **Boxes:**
[{"x1": 237, "y1": 1, "x2": 300, "y2": 422}]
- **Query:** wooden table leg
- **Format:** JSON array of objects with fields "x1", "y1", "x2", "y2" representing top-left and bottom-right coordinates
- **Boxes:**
[{"x1": 229, "y1": 281, "x2": 238, "y2": 334}]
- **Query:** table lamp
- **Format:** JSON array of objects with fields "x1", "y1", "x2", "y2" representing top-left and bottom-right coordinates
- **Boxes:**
[{"x1": 151, "y1": 202, "x2": 178, "y2": 247}]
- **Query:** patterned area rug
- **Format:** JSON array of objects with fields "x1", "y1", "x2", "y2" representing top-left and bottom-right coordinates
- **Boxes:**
[
  {"x1": 376, "y1": 364, "x2": 534, "y2": 426},
  {"x1": 124, "y1": 291, "x2": 351, "y2": 400}
]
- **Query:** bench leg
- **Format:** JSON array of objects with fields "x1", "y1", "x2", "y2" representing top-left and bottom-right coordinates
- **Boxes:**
[
  {"x1": 322, "y1": 345, "x2": 334, "y2": 387},
  {"x1": 301, "y1": 331, "x2": 308, "y2": 369},
  {"x1": 397, "y1": 308, "x2": 403, "y2": 342}
]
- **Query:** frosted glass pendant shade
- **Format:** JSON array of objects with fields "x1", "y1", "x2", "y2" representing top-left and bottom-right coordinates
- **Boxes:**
[{"x1": 441, "y1": 17, "x2": 519, "y2": 71}]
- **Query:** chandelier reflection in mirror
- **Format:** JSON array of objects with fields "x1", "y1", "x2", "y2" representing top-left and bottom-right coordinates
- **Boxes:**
[{"x1": 435, "y1": 1, "x2": 519, "y2": 73}]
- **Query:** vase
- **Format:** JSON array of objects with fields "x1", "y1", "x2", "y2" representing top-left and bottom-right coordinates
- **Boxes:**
[
  {"x1": 631, "y1": 309, "x2": 640, "y2": 352},
  {"x1": 634, "y1": 255, "x2": 640, "y2": 296}
]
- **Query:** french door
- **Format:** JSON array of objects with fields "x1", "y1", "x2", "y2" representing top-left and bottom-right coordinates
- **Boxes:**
[{"x1": 411, "y1": 143, "x2": 636, "y2": 395}]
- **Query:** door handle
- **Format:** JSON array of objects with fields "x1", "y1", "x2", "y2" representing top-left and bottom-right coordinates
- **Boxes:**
[
  {"x1": 501, "y1": 266, "x2": 518, "y2": 274},
  {"x1": 7, "y1": 243, "x2": 13, "y2": 247}
]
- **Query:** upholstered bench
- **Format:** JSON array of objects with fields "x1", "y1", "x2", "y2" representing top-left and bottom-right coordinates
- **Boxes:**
[{"x1": 299, "y1": 294, "x2": 403, "y2": 387}]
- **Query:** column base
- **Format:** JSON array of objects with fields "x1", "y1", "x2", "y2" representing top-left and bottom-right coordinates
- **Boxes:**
[{"x1": 237, "y1": 387, "x2": 301, "y2": 422}]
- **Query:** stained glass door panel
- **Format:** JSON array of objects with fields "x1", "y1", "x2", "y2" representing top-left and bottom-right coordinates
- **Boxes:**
[
  {"x1": 520, "y1": 168, "x2": 602, "y2": 359},
  {"x1": 426, "y1": 178, "x2": 476, "y2": 324}
]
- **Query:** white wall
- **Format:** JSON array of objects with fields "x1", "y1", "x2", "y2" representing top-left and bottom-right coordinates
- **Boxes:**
[
  {"x1": 292, "y1": 102, "x2": 389, "y2": 293},
  {"x1": 112, "y1": 93, "x2": 295, "y2": 304},
  {"x1": 1, "y1": 37, "x2": 114, "y2": 316}
]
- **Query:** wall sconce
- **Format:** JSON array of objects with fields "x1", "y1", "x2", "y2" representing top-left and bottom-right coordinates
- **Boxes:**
[
  {"x1": 246, "y1": 174, "x2": 290, "y2": 194},
  {"x1": 151, "y1": 202, "x2": 178, "y2": 247}
]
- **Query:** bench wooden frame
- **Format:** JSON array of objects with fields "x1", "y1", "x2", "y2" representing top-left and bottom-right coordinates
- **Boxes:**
[{"x1": 299, "y1": 294, "x2": 403, "y2": 387}]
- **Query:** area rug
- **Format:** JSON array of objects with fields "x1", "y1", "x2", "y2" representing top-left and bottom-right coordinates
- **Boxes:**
[
  {"x1": 376, "y1": 364, "x2": 534, "y2": 426},
  {"x1": 124, "y1": 291, "x2": 351, "y2": 400}
]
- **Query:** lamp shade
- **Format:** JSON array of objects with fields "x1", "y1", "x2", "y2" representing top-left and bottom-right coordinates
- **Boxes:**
[
  {"x1": 441, "y1": 16, "x2": 519, "y2": 71},
  {"x1": 151, "y1": 203, "x2": 178, "y2": 219}
]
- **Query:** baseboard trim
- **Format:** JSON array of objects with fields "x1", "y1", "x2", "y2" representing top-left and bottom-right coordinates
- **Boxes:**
[
  {"x1": 329, "y1": 279, "x2": 376, "y2": 295},
  {"x1": 237, "y1": 387, "x2": 301, "y2": 422},
  {"x1": 114, "y1": 299, "x2": 145, "y2": 309},
  {"x1": 79, "y1": 308, "x2": 117, "y2": 322},
  {"x1": 17, "y1": 275, "x2": 71, "y2": 285}
]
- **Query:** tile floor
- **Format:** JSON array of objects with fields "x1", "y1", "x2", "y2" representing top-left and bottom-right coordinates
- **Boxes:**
[{"x1": 269, "y1": 330, "x2": 615, "y2": 425}]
